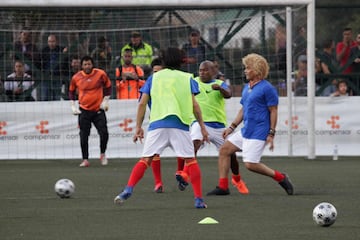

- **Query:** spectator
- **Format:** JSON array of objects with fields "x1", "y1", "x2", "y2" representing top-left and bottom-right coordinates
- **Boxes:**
[
  {"x1": 40, "y1": 34, "x2": 68, "y2": 101},
  {"x1": 69, "y1": 55, "x2": 82, "y2": 76},
  {"x1": 292, "y1": 55, "x2": 308, "y2": 96},
  {"x1": 318, "y1": 39, "x2": 338, "y2": 74},
  {"x1": 181, "y1": 29, "x2": 206, "y2": 76},
  {"x1": 213, "y1": 59, "x2": 232, "y2": 86},
  {"x1": 275, "y1": 24, "x2": 286, "y2": 73},
  {"x1": 115, "y1": 48, "x2": 145, "y2": 99},
  {"x1": 0, "y1": 77, "x2": 7, "y2": 102},
  {"x1": 212, "y1": 60, "x2": 225, "y2": 81},
  {"x1": 121, "y1": 31, "x2": 153, "y2": 77},
  {"x1": 293, "y1": 25, "x2": 307, "y2": 63},
  {"x1": 336, "y1": 27, "x2": 357, "y2": 74},
  {"x1": 331, "y1": 79, "x2": 351, "y2": 97},
  {"x1": 316, "y1": 39, "x2": 339, "y2": 96},
  {"x1": 67, "y1": 33, "x2": 90, "y2": 59},
  {"x1": 13, "y1": 27, "x2": 41, "y2": 74},
  {"x1": 91, "y1": 36, "x2": 112, "y2": 73},
  {"x1": 62, "y1": 55, "x2": 81, "y2": 100},
  {"x1": 4, "y1": 60, "x2": 35, "y2": 101},
  {"x1": 349, "y1": 33, "x2": 360, "y2": 73}
]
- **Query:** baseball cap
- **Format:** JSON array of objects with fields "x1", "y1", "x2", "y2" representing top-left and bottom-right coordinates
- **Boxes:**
[
  {"x1": 190, "y1": 29, "x2": 200, "y2": 36},
  {"x1": 98, "y1": 36, "x2": 107, "y2": 43},
  {"x1": 298, "y1": 55, "x2": 307, "y2": 62}
]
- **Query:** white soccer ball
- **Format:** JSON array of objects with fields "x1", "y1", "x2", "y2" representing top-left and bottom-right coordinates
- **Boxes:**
[
  {"x1": 54, "y1": 179, "x2": 75, "y2": 198},
  {"x1": 312, "y1": 202, "x2": 337, "y2": 227}
]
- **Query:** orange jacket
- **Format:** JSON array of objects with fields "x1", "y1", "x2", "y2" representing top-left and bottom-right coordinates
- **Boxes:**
[{"x1": 115, "y1": 64, "x2": 145, "y2": 99}]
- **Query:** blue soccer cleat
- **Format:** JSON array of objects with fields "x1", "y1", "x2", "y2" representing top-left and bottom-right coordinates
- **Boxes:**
[
  {"x1": 195, "y1": 197, "x2": 207, "y2": 209},
  {"x1": 114, "y1": 186, "x2": 133, "y2": 205}
]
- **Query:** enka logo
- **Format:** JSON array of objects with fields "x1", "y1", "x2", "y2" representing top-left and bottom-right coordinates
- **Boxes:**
[
  {"x1": 36, "y1": 120, "x2": 49, "y2": 134},
  {"x1": 119, "y1": 118, "x2": 133, "y2": 132},
  {"x1": 326, "y1": 116, "x2": 340, "y2": 129},
  {"x1": 0, "y1": 121, "x2": 7, "y2": 135},
  {"x1": 285, "y1": 116, "x2": 299, "y2": 129}
]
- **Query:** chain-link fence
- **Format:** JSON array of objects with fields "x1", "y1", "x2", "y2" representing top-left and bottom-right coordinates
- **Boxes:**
[{"x1": 0, "y1": 6, "x2": 359, "y2": 101}]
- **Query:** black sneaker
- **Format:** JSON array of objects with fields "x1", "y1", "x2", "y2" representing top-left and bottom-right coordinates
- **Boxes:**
[
  {"x1": 206, "y1": 186, "x2": 230, "y2": 196},
  {"x1": 175, "y1": 172, "x2": 188, "y2": 191},
  {"x1": 279, "y1": 174, "x2": 294, "y2": 195}
]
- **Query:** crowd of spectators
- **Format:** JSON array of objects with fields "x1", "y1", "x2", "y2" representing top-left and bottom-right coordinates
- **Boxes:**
[
  {"x1": 287, "y1": 26, "x2": 360, "y2": 97},
  {"x1": 1, "y1": 25, "x2": 359, "y2": 102}
]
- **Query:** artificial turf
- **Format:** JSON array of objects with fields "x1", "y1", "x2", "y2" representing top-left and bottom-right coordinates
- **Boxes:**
[{"x1": 1, "y1": 157, "x2": 359, "y2": 240}]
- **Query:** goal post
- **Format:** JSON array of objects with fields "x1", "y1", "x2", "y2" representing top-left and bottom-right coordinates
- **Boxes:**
[
  {"x1": 0, "y1": 0, "x2": 313, "y2": 7},
  {"x1": 0, "y1": 0, "x2": 317, "y2": 160}
]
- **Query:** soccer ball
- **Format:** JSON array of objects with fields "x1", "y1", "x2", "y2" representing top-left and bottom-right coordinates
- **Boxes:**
[
  {"x1": 312, "y1": 202, "x2": 337, "y2": 227},
  {"x1": 54, "y1": 179, "x2": 75, "y2": 198}
]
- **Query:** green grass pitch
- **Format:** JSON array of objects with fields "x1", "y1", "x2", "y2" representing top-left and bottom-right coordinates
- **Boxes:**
[{"x1": 1, "y1": 157, "x2": 359, "y2": 240}]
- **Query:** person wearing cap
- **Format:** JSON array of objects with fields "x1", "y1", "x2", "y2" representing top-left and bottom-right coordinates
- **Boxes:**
[
  {"x1": 120, "y1": 31, "x2": 153, "y2": 77},
  {"x1": 181, "y1": 29, "x2": 206, "y2": 76},
  {"x1": 91, "y1": 36, "x2": 112, "y2": 73}
]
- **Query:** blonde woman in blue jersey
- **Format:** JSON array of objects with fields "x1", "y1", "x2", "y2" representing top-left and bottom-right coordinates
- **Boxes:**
[
  {"x1": 207, "y1": 53, "x2": 294, "y2": 196},
  {"x1": 114, "y1": 47, "x2": 209, "y2": 209},
  {"x1": 177, "y1": 60, "x2": 249, "y2": 195}
]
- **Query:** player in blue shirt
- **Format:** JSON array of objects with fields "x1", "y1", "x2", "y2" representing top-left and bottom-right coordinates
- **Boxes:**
[{"x1": 207, "y1": 53, "x2": 294, "y2": 196}]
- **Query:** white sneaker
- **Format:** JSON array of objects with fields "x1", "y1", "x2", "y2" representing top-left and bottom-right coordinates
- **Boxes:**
[
  {"x1": 79, "y1": 159, "x2": 90, "y2": 167},
  {"x1": 100, "y1": 154, "x2": 108, "y2": 166}
]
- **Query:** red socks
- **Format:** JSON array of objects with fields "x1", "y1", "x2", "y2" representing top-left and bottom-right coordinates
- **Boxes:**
[
  {"x1": 151, "y1": 155, "x2": 162, "y2": 186},
  {"x1": 273, "y1": 170, "x2": 285, "y2": 182},
  {"x1": 185, "y1": 158, "x2": 203, "y2": 198},
  {"x1": 127, "y1": 159, "x2": 149, "y2": 187},
  {"x1": 177, "y1": 157, "x2": 185, "y2": 171},
  {"x1": 232, "y1": 174, "x2": 241, "y2": 183},
  {"x1": 219, "y1": 178, "x2": 229, "y2": 190}
]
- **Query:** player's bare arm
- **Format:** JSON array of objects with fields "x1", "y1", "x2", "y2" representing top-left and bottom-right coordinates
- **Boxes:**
[
  {"x1": 224, "y1": 107, "x2": 243, "y2": 138},
  {"x1": 266, "y1": 105, "x2": 278, "y2": 151},
  {"x1": 212, "y1": 83, "x2": 232, "y2": 99},
  {"x1": 133, "y1": 94, "x2": 149, "y2": 143},
  {"x1": 192, "y1": 95, "x2": 209, "y2": 143}
]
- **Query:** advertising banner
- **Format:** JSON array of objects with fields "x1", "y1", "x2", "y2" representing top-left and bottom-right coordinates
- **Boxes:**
[{"x1": 1, "y1": 97, "x2": 359, "y2": 159}]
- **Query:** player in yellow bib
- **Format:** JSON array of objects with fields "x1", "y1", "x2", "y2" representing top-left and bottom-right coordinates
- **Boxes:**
[
  {"x1": 114, "y1": 47, "x2": 209, "y2": 209},
  {"x1": 179, "y1": 61, "x2": 249, "y2": 194},
  {"x1": 150, "y1": 61, "x2": 249, "y2": 195}
]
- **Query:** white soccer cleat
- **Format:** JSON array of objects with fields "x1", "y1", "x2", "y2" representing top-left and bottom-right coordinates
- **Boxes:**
[
  {"x1": 79, "y1": 159, "x2": 90, "y2": 167},
  {"x1": 100, "y1": 154, "x2": 108, "y2": 166}
]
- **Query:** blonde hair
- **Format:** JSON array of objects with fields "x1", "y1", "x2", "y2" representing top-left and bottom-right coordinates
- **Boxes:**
[{"x1": 242, "y1": 53, "x2": 269, "y2": 79}]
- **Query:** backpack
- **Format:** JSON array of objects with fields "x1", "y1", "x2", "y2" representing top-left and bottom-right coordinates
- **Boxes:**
[{"x1": 115, "y1": 64, "x2": 143, "y2": 80}]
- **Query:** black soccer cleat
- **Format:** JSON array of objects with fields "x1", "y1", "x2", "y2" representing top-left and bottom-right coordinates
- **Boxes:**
[
  {"x1": 206, "y1": 186, "x2": 230, "y2": 196},
  {"x1": 279, "y1": 173, "x2": 294, "y2": 195},
  {"x1": 175, "y1": 172, "x2": 189, "y2": 191}
]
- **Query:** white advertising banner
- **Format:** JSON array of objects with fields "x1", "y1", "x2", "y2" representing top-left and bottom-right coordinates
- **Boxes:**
[{"x1": 0, "y1": 97, "x2": 359, "y2": 160}]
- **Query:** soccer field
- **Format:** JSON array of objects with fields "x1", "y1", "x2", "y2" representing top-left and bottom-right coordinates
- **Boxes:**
[{"x1": 1, "y1": 157, "x2": 359, "y2": 240}]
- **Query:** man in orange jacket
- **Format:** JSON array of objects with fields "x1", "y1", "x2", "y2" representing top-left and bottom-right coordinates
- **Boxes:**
[{"x1": 115, "y1": 48, "x2": 145, "y2": 99}]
